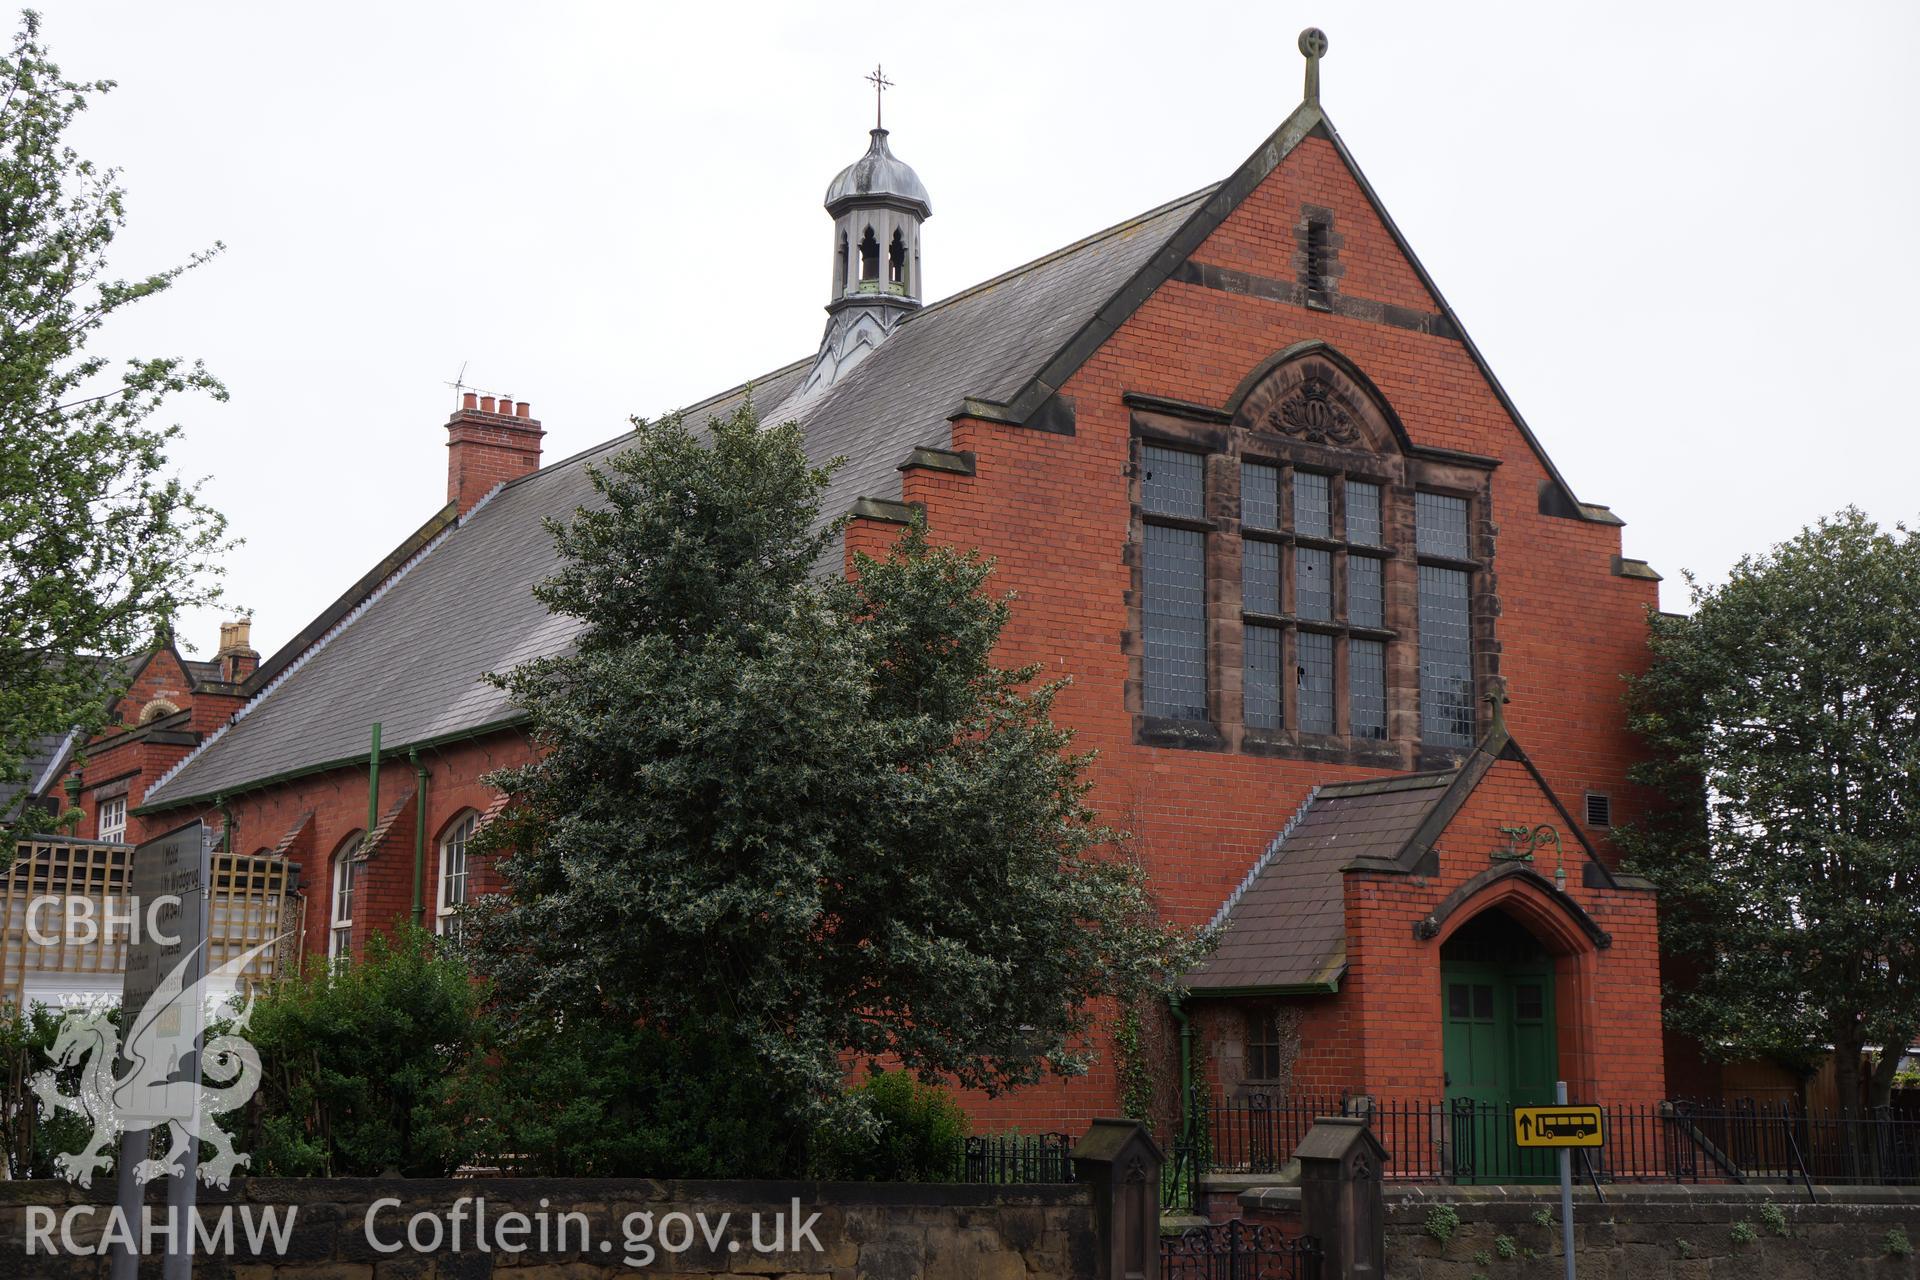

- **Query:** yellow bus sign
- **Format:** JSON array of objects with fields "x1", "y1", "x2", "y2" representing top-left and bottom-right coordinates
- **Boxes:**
[{"x1": 1513, "y1": 1105, "x2": 1603, "y2": 1148}]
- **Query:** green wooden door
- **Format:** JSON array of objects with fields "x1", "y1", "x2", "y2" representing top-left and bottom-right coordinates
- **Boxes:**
[{"x1": 1442, "y1": 959, "x2": 1557, "y2": 1182}]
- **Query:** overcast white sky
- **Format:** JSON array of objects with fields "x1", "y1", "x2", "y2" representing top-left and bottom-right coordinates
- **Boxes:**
[{"x1": 39, "y1": 1, "x2": 1920, "y2": 659}]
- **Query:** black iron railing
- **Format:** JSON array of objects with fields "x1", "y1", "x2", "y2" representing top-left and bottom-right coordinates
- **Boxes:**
[
  {"x1": 1205, "y1": 1092, "x2": 1351, "y2": 1174},
  {"x1": 957, "y1": 1131, "x2": 1076, "y2": 1184},
  {"x1": 1203, "y1": 1094, "x2": 1920, "y2": 1188},
  {"x1": 1162, "y1": 1219, "x2": 1322, "y2": 1279}
]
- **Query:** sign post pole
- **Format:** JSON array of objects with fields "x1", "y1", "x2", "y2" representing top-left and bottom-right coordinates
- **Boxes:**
[
  {"x1": 114, "y1": 820, "x2": 212, "y2": 1280},
  {"x1": 1512, "y1": 1089, "x2": 1599, "y2": 1280},
  {"x1": 108, "y1": 1127, "x2": 144, "y2": 1280},
  {"x1": 1556, "y1": 1080, "x2": 1575, "y2": 1280}
]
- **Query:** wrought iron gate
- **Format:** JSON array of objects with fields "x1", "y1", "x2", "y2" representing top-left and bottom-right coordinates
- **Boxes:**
[{"x1": 1161, "y1": 1219, "x2": 1323, "y2": 1279}]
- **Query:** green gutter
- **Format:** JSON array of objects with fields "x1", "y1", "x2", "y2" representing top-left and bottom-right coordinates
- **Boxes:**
[
  {"x1": 365, "y1": 723, "x2": 381, "y2": 839},
  {"x1": 410, "y1": 749, "x2": 428, "y2": 927},
  {"x1": 133, "y1": 714, "x2": 526, "y2": 815}
]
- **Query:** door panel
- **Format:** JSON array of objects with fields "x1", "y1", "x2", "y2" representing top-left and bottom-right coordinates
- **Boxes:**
[{"x1": 1442, "y1": 960, "x2": 1558, "y2": 1184}]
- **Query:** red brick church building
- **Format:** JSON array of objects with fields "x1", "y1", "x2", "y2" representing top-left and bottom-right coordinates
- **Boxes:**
[{"x1": 122, "y1": 32, "x2": 1671, "y2": 1126}]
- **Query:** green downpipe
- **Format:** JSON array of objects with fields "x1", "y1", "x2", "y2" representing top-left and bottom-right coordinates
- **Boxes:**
[
  {"x1": 365, "y1": 723, "x2": 382, "y2": 839},
  {"x1": 218, "y1": 797, "x2": 234, "y2": 851},
  {"x1": 1170, "y1": 993, "x2": 1194, "y2": 1146},
  {"x1": 410, "y1": 749, "x2": 427, "y2": 927}
]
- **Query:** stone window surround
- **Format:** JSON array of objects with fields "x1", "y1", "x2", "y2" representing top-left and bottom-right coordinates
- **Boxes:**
[{"x1": 1124, "y1": 359, "x2": 1501, "y2": 772}]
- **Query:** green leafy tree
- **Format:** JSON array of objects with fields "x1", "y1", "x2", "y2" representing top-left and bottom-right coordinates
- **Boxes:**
[
  {"x1": 476, "y1": 1017, "x2": 815, "y2": 1178},
  {"x1": 1622, "y1": 509, "x2": 1920, "y2": 1113},
  {"x1": 0, "y1": 1002, "x2": 93, "y2": 1176},
  {"x1": 0, "y1": 11, "x2": 230, "y2": 837},
  {"x1": 811, "y1": 1069, "x2": 970, "y2": 1182},
  {"x1": 465, "y1": 404, "x2": 1206, "y2": 1174},
  {"x1": 247, "y1": 928, "x2": 487, "y2": 1176}
]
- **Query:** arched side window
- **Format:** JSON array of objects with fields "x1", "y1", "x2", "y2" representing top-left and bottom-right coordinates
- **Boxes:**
[
  {"x1": 329, "y1": 831, "x2": 363, "y2": 960},
  {"x1": 858, "y1": 227, "x2": 880, "y2": 282},
  {"x1": 436, "y1": 811, "x2": 479, "y2": 941},
  {"x1": 1130, "y1": 342, "x2": 1497, "y2": 769}
]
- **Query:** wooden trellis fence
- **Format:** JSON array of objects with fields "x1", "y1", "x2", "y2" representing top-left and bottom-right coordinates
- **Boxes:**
[{"x1": 0, "y1": 837, "x2": 304, "y2": 1006}]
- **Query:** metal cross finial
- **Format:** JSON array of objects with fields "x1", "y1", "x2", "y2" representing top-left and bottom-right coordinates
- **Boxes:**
[
  {"x1": 1298, "y1": 28, "x2": 1328, "y2": 105},
  {"x1": 866, "y1": 63, "x2": 893, "y2": 130}
]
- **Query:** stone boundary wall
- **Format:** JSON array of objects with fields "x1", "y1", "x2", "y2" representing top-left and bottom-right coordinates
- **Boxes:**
[
  {"x1": 0, "y1": 1176, "x2": 1097, "y2": 1279},
  {"x1": 1383, "y1": 1184, "x2": 1920, "y2": 1279}
]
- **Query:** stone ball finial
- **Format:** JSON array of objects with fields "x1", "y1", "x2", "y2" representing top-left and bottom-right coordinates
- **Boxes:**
[{"x1": 1299, "y1": 27, "x2": 1328, "y2": 58}]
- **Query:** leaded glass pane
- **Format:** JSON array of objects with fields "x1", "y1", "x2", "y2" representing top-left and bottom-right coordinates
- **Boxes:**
[
  {"x1": 1244, "y1": 623, "x2": 1282, "y2": 730},
  {"x1": 1351, "y1": 638, "x2": 1387, "y2": 740},
  {"x1": 1144, "y1": 524, "x2": 1207, "y2": 719},
  {"x1": 1243, "y1": 539, "x2": 1281, "y2": 616},
  {"x1": 1415, "y1": 492, "x2": 1470, "y2": 559},
  {"x1": 1298, "y1": 631, "x2": 1334, "y2": 734},
  {"x1": 1348, "y1": 555, "x2": 1383, "y2": 629},
  {"x1": 1143, "y1": 446, "x2": 1205, "y2": 520},
  {"x1": 1293, "y1": 471, "x2": 1331, "y2": 538},
  {"x1": 1346, "y1": 480, "x2": 1383, "y2": 547},
  {"x1": 1419, "y1": 564, "x2": 1474, "y2": 745},
  {"x1": 1296, "y1": 546, "x2": 1332, "y2": 621},
  {"x1": 1241, "y1": 462, "x2": 1279, "y2": 530}
]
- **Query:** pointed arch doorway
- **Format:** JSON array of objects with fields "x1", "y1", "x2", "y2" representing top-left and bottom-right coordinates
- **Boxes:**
[{"x1": 1441, "y1": 908, "x2": 1557, "y2": 1182}]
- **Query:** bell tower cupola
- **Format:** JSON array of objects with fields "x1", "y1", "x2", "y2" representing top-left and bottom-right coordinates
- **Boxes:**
[{"x1": 798, "y1": 65, "x2": 931, "y2": 399}]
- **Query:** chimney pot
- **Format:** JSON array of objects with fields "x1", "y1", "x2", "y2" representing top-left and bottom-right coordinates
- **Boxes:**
[
  {"x1": 216, "y1": 618, "x2": 258, "y2": 683},
  {"x1": 462, "y1": 391, "x2": 478, "y2": 411},
  {"x1": 447, "y1": 388, "x2": 545, "y2": 514}
]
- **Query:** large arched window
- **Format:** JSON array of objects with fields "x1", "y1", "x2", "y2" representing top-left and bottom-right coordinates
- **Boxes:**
[
  {"x1": 328, "y1": 831, "x2": 363, "y2": 960},
  {"x1": 436, "y1": 811, "x2": 478, "y2": 942},
  {"x1": 1130, "y1": 342, "x2": 1496, "y2": 768}
]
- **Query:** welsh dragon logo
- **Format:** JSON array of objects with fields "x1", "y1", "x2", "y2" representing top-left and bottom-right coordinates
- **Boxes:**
[{"x1": 30, "y1": 937, "x2": 279, "y2": 1189}]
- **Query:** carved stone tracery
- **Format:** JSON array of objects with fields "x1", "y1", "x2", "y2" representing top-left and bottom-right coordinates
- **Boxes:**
[{"x1": 1263, "y1": 376, "x2": 1362, "y2": 446}]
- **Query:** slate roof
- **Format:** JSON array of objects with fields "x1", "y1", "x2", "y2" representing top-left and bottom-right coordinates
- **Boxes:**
[
  {"x1": 1185, "y1": 772, "x2": 1456, "y2": 994},
  {"x1": 2, "y1": 649, "x2": 192, "y2": 819},
  {"x1": 139, "y1": 87, "x2": 1634, "y2": 813},
  {"x1": 141, "y1": 187, "x2": 1214, "y2": 808},
  {"x1": 1, "y1": 729, "x2": 74, "y2": 819}
]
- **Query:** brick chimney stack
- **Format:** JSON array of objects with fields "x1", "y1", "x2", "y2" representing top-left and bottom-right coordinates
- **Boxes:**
[
  {"x1": 216, "y1": 618, "x2": 260, "y2": 683},
  {"x1": 446, "y1": 391, "x2": 545, "y2": 514}
]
